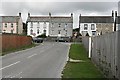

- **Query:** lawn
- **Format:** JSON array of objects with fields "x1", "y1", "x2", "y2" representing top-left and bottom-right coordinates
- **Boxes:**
[{"x1": 62, "y1": 44, "x2": 104, "y2": 78}]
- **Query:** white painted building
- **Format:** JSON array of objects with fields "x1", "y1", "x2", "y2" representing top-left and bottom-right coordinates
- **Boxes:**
[
  {"x1": 79, "y1": 12, "x2": 114, "y2": 36},
  {"x1": 80, "y1": 23, "x2": 96, "y2": 36},
  {"x1": 27, "y1": 13, "x2": 73, "y2": 38}
]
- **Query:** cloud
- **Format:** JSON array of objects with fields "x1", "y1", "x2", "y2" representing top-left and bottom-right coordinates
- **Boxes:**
[{"x1": 1, "y1": 2, "x2": 118, "y2": 28}]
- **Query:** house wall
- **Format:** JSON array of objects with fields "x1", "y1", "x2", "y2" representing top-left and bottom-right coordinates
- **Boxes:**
[
  {"x1": 49, "y1": 22, "x2": 73, "y2": 37},
  {"x1": 116, "y1": 24, "x2": 120, "y2": 31},
  {"x1": 96, "y1": 23, "x2": 114, "y2": 35},
  {"x1": 80, "y1": 23, "x2": 96, "y2": 36},
  {"x1": 27, "y1": 22, "x2": 49, "y2": 37},
  {"x1": 18, "y1": 17, "x2": 23, "y2": 34},
  {"x1": 2, "y1": 23, "x2": 17, "y2": 33}
]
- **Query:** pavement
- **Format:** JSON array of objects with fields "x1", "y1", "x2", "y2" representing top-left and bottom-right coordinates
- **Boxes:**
[{"x1": 0, "y1": 42, "x2": 70, "y2": 78}]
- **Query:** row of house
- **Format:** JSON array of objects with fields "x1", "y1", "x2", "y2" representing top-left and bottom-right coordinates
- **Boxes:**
[
  {"x1": 0, "y1": 11, "x2": 120, "y2": 38},
  {"x1": 79, "y1": 11, "x2": 119, "y2": 36},
  {"x1": 27, "y1": 13, "x2": 73, "y2": 38}
]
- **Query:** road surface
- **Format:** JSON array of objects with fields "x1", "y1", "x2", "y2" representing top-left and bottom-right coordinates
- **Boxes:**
[{"x1": 1, "y1": 42, "x2": 70, "y2": 78}]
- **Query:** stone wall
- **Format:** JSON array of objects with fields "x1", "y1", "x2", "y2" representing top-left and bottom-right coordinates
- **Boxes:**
[{"x1": 96, "y1": 23, "x2": 113, "y2": 35}]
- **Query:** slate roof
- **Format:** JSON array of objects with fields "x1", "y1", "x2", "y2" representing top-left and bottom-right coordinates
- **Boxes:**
[
  {"x1": 1, "y1": 16, "x2": 20, "y2": 23},
  {"x1": 27, "y1": 16, "x2": 49, "y2": 22},
  {"x1": 80, "y1": 16, "x2": 114, "y2": 23},
  {"x1": 27, "y1": 16, "x2": 72, "y2": 23}
]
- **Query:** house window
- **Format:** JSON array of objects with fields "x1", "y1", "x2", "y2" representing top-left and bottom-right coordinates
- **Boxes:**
[
  {"x1": 30, "y1": 29, "x2": 33, "y2": 35},
  {"x1": 84, "y1": 24, "x2": 88, "y2": 30},
  {"x1": 11, "y1": 29, "x2": 13, "y2": 33},
  {"x1": 11, "y1": 23, "x2": 13, "y2": 28},
  {"x1": 5, "y1": 23, "x2": 7, "y2": 27},
  {"x1": 37, "y1": 29, "x2": 39, "y2": 34},
  {"x1": 31, "y1": 22, "x2": 33, "y2": 28},
  {"x1": 65, "y1": 30, "x2": 67, "y2": 35},
  {"x1": 37, "y1": 22, "x2": 39, "y2": 28},
  {"x1": 65, "y1": 23, "x2": 67, "y2": 28},
  {"x1": 91, "y1": 24, "x2": 95, "y2": 30},
  {"x1": 51, "y1": 30, "x2": 54, "y2": 34},
  {"x1": 43, "y1": 30, "x2": 46, "y2": 34},
  {"x1": 58, "y1": 30, "x2": 61, "y2": 34},
  {"x1": 59, "y1": 23, "x2": 61, "y2": 27},
  {"x1": 51, "y1": 23, "x2": 54, "y2": 27}
]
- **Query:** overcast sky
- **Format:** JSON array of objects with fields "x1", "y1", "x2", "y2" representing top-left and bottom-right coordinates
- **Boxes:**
[{"x1": 0, "y1": 0, "x2": 120, "y2": 28}]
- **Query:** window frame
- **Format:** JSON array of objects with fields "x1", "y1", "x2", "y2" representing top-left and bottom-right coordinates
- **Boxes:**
[
  {"x1": 91, "y1": 24, "x2": 95, "y2": 30},
  {"x1": 84, "y1": 24, "x2": 88, "y2": 30}
]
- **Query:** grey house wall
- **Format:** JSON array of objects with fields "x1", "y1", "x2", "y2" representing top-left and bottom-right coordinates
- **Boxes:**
[
  {"x1": 49, "y1": 23, "x2": 73, "y2": 37},
  {"x1": 82, "y1": 31, "x2": 120, "y2": 80}
]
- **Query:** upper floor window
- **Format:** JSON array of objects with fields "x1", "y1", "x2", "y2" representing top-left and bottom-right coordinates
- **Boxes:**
[
  {"x1": 11, "y1": 23, "x2": 13, "y2": 28},
  {"x1": 65, "y1": 23, "x2": 67, "y2": 28},
  {"x1": 5, "y1": 23, "x2": 7, "y2": 27},
  {"x1": 59, "y1": 23, "x2": 61, "y2": 27},
  {"x1": 37, "y1": 22, "x2": 39, "y2": 27},
  {"x1": 51, "y1": 30, "x2": 54, "y2": 35},
  {"x1": 91, "y1": 24, "x2": 95, "y2": 30},
  {"x1": 31, "y1": 22, "x2": 33, "y2": 28},
  {"x1": 51, "y1": 23, "x2": 54, "y2": 27},
  {"x1": 84, "y1": 24, "x2": 88, "y2": 30}
]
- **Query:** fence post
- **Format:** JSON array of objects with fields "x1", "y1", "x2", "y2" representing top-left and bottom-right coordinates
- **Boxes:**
[{"x1": 88, "y1": 37, "x2": 92, "y2": 58}]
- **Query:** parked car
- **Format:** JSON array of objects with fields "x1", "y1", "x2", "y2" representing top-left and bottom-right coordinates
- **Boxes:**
[
  {"x1": 55, "y1": 37, "x2": 68, "y2": 42},
  {"x1": 32, "y1": 37, "x2": 43, "y2": 43}
]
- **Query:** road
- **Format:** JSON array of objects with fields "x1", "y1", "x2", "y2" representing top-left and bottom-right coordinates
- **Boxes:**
[{"x1": 1, "y1": 42, "x2": 70, "y2": 78}]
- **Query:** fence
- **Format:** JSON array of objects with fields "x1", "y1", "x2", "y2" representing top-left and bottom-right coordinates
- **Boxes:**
[
  {"x1": 82, "y1": 31, "x2": 120, "y2": 80},
  {"x1": 1, "y1": 34, "x2": 32, "y2": 52}
]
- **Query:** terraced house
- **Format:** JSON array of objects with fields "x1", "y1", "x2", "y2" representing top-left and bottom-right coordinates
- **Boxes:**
[
  {"x1": 79, "y1": 11, "x2": 114, "y2": 36},
  {"x1": 1, "y1": 13, "x2": 23, "y2": 34},
  {"x1": 27, "y1": 13, "x2": 73, "y2": 39}
]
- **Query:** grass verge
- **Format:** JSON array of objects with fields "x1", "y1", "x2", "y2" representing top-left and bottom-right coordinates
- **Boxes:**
[
  {"x1": 62, "y1": 44, "x2": 104, "y2": 78},
  {"x1": 1, "y1": 43, "x2": 39, "y2": 56}
]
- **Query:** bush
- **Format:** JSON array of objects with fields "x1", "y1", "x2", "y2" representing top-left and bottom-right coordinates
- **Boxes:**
[{"x1": 37, "y1": 33, "x2": 46, "y2": 38}]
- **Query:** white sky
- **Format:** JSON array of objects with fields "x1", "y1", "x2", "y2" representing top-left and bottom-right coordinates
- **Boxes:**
[{"x1": 0, "y1": 0, "x2": 120, "y2": 28}]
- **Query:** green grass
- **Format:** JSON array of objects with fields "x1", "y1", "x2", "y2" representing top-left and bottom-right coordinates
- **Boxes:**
[
  {"x1": 62, "y1": 44, "x2": 104, "y2": 78},
  {"x1": 1, "y1": 43, "x2": 38, "y2": 56}
]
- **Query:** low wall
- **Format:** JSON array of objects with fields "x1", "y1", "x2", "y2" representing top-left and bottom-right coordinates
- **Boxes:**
[{"x1": 1, "y1": 34, "x2": 32, "y2": 52}]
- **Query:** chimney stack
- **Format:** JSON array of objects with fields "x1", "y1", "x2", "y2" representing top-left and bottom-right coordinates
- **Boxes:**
[
  {"x1": 115, "y1": 11, "x2": 117, "y2": 17},
  {"x1": 19, "y1": 13, "x2": 21, "y2": 17},
  {"x1": 49, "y1": 12, "x2": 51, "y2": 17},
  {"x1": 112, "y1": 10, "x2": 114, "y2": 17},
  {"x1": 28, "y1": 13, "x2": 30, "y2": 17},
  {"x1": 71, "y1": 13, "x2": 73, "y2": 18}
]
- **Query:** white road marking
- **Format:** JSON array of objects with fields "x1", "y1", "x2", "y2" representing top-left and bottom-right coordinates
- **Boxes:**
[
  {"x1": 27, "y1": 54, "x2": 37, "y2": 59},
  {"x1": 0, "y1": 61, "x2": 20, "y2": 71}
]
